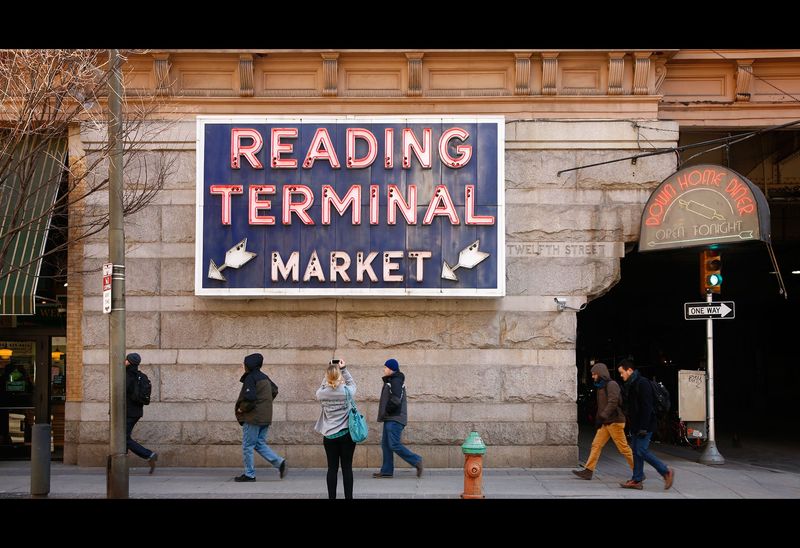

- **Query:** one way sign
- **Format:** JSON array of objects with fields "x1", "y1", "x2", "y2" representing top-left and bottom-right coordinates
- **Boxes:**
[{"x1": 684, "y1": 301, "x2": 735, "y2": 320}]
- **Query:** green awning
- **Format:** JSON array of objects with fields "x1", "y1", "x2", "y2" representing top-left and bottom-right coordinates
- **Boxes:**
[{"x1": 0, "y1": 136, "x2": 67, "y2": 315}]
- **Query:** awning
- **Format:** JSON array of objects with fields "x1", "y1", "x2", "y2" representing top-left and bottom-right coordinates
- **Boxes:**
[{"x1": 0, "y1": 136, "x2": 67, "y2": 315}]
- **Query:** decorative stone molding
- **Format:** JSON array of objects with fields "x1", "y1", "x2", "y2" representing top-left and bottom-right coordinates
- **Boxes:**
[
  {"x1": 542, "y1": 53, "x2": 558, "y2": 95},
  {"x1": 153, "y1": 53, "x2": 171, "y2": 96},
  {"x1": 736, "y1": 60, "x2": 754, "y2": 102},
  {"x1": 654, "y1": 56, "x2": 668, "y2": 94},
  {"x1": 239, "y1": 54, "x2": 254, "y2": 97},
  {"x1": 406, "y1": 52, "x2": 424, "y2": 97},
  {"x1": 322, "y1": 53, "x2": 339, "y2": 97},
  {"x1": 514, "y1": 53, "x2": 532, "y2": 95},
  {"x1": 633, "y1": 52, "x2": 652, "y2": 95},
  {"x1": 608, "y1": 52, "x2": 625, "y2": 95}
]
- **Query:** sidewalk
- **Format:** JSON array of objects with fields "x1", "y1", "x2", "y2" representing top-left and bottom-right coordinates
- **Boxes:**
[
  {"x1": 1, "y1": 448, "x2": 799, "y2": 498},
  {"x1": 2, "y1": 422, "x2": 799, "y2": 499}
]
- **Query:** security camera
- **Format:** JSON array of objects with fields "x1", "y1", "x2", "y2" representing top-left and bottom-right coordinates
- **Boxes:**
[{"x1": 554, "y1": 297, "x2": 587, "y2": 312}]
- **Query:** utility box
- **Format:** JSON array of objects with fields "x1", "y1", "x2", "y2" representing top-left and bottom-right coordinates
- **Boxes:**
[{"x1": 678, "y1": 370, "x2": 707, "y2": 421}]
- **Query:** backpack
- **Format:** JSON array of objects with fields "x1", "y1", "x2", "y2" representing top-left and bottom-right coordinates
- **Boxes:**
[
  {"x1": 649, "y1": 379, "x2": 670, "y2": 417},
  {"x1": 132, "y1": 371, "x2": 152, "y2": 405}
]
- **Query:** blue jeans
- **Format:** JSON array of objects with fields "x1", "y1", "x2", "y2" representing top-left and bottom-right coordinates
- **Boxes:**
[
  {"x1": 380, "y1": 420, "x2": 422, "y2": 475},
  {"x1": 126, "y1": 416, "x2": 154, "y2": 460},
  {"x1": 630, "y1": 432, "x2": 669, "y2": 482},
  {"x1": 242, "y1": 423, "x2": 284, "y2": 478}
]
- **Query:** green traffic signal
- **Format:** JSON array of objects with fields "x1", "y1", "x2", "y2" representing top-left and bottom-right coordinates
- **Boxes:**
[{"x1": 700, "y1": 249, "x2": 723, "y2": 295}]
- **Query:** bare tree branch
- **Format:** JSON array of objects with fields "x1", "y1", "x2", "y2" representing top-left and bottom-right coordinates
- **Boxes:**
[{"x1": 0, "y1": 49, "x2": 177, "y2": 285}]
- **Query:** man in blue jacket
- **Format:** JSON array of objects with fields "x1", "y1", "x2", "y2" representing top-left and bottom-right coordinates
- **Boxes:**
[
  {"x1": 617, "y1": 358, "x2": 674, "y2": 490},
  {"x1": 373, "y1": 358, "x2": 423, "y2": 479}
]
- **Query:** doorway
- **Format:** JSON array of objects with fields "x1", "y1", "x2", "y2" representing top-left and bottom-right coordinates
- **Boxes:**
[{"x1": 0, "y1": 333, "x2": 66, "y2": 460}]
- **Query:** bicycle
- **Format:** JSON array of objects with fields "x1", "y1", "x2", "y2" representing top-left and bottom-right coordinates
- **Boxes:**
[{"x1": 657, "y1": 411, "x2": 706, "y2": 450}]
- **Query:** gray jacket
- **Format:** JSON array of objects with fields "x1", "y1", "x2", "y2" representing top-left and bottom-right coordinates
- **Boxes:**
[
  {"x1": 314, "y1": 368, "x2": 356, "y2": 437},
  {"x1": 377, "y1": 371, "x2": 407, "y2": 426}
]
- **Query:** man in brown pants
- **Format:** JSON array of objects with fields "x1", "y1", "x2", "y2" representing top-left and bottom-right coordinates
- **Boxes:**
[{"x1": 572, "y1": 362, "x2": 633, "y2": 480}]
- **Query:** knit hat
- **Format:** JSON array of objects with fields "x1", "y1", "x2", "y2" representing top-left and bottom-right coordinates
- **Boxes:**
[
  {"x1": 243, "y1": 353, "x2": 263, "y2": 370},
  {"x1": 126, "y1": 353, "x2": 141, "y2": 366},
  {"x1": 384, "y1": 358, "x2": 399, "y2": 372}
]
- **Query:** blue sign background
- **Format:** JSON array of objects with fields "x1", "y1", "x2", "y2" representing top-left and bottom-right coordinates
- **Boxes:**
[{"x1": 196, "y1": 117, "x2": 504, "y2": 296}]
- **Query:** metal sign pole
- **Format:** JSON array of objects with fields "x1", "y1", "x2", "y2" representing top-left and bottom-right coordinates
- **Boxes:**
[{"x1": 700, "y1": 290, "x2": 725, "y2": 464}]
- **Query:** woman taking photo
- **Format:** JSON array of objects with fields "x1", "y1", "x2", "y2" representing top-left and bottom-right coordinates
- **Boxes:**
[{"x1": 314, "y1": 358, "x2": 357, "y2": 499}]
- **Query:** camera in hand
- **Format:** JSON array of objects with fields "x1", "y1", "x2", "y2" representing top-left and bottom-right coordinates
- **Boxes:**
[{"x1": 330, "y1": 359, "x2": 341, "y2": 365}]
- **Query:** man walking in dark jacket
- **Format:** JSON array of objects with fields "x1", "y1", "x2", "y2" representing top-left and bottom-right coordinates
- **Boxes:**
[
  {"x1": 617, "y1": 358, "x2": 674, "y2": 490},
  {"x1": 572, "y1": 362, "x2": 633, "y2": 480},
  {"x1": 125, "y1": 353, "x2": 157, "y2": 473},
  {"x1": 373, "y1": 358, "x2": 423, "y2": 478},
  {"x1": 234, "y1": 353, "x2": 286, "y2": 482}
]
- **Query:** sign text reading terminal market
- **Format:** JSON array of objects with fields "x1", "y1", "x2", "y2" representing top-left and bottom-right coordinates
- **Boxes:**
[{"x1": 195, "y1": 117, "x2": 505, "y2": 297}]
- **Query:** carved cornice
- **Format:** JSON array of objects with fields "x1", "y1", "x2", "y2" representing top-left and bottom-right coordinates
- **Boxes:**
[
  {"x1": 608, "y1": 52, "x2": 625, "y2": 95},
  {"x1": 654, "y1": 56, "x2": 668, "y2": 94},
  {"x1": 153, "y1": 53, "x2": 171, "y2": 96},
  {"x1": 514, "y1": 53, "x2": 532, "y2": 95},
  {"x1": 239, "y1": 54, "x2": 254, "y2": 97},
  {"x1": 322, "y1": 53, "x2": 339, "y2": 97},
  {"x1": 542, "y1": 53, "x2": 558, "y2": 96},
  {"x1": 633, "y1": 52, "x2": 652, "y2": 95},
  {"x1": 736, "y1": 60, "x2": 754, "y2": 102},
  {"x1": 406, "y1": 52, "x2": 424, "y2": 97}
]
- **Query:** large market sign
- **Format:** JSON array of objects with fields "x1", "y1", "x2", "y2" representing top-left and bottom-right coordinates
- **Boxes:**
[
  {"x1": 639, "y1": 164, "x2": 771, "y2": 252},
  {"x1": 195, "y1": 116, "x2": 505, "y2": 296}
]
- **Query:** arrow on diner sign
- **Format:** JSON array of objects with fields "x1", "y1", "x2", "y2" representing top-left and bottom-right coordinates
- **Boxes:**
[
  {"x1": 647, "y1": 231, "x2": 754, "y2": 248},
  {"x1": 441, "y1": 240, "x2": 490, "y2": 281},
  {"x1": 208, "y1": 238, "x2": 257, "y2": 281}
]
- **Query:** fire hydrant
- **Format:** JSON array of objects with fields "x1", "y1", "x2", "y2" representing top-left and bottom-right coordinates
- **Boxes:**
[{"x1": 460, "y1": 431, "x2": 486, "y2": 499}]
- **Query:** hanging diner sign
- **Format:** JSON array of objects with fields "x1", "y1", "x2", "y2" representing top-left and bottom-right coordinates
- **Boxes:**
[
  {"x1": 639, "y1": 164, "x2": 771, "y2": 252},
  {"x1": 195, "y1": 116, "x2": 505, "y2": 296}
]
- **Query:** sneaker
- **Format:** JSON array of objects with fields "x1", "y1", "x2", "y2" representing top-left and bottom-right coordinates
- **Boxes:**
[
  {"x1": 234, "y1": 474, "x2": 256, "y2": 482},
  {"x1": 415, "y1": 461, "x2": 424, "y2": 478},
  {"x1": 148, "y1": 452, "x2": 158, "y2": 475},
  {"x1": 619, "y1": 479, "x2": 643, "y2": 490},
  {"x1": 571, "y1": 468, "x2": 593, "y2": 480},
  {"x1": 372, "y1": 472, "x2": 393, "y2": 478},
  {"x1": 663, "y1": 468, "x2": 674, "y2": 490},
  {"x1": 279, "y1": 460, "x2": 287, "y2": 479}
]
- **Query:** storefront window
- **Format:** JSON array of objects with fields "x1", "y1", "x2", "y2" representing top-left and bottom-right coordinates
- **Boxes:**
[{"x1": 0, "y1": 340, "x2": 36, "y2": 448}]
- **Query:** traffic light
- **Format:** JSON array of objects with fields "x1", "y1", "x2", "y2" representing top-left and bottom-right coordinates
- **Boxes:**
[{"x1": 700, "y1": 249, "x2": 722, "y2": 295}]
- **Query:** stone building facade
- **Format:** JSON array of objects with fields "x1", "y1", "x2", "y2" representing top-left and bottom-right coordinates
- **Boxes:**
[{"x1": 63, "y1": 50, "x2": 800, "y2": 467}]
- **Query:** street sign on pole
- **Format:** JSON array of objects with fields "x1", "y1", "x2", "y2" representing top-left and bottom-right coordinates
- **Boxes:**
[
  {"x1": 684, "y1": 301, "x2": 735, "y2": 320},
  {"x1": 102, "y1": 262, "x2": 112, "y2": 314}
]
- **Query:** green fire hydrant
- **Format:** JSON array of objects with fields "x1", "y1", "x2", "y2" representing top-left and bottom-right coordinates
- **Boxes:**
[{"x1": 460, "y1": 431, "x2": 486, "y2": 499}]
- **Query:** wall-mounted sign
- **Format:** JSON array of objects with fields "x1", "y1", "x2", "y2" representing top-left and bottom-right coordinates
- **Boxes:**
[
  {"x1": 195, "y1": 116, "x2": 505, "y2": 297},
  {"x1": 639, "y1": 164, "x2": 770, "y2": 252}
]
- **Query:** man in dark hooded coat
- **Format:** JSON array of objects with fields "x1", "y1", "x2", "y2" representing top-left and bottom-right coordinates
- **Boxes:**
[{"x1": 234, "y1": 353, "x2": 286, "y2": 482}]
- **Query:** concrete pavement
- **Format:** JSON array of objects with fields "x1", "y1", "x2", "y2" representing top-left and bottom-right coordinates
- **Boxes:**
[{"x1": 1, "y1": 444, "x2": 798, "y2": 498}]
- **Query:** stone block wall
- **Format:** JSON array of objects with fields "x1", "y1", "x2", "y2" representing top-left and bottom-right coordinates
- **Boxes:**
[{"x1": 66, "y1": 119, "x2": 678, "y2": 468}]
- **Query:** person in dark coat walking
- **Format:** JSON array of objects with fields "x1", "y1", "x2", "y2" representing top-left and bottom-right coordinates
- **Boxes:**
[
  {"x1": 373, "y1": 358, "x2": 423, "y2": 478},
  {"x1": 572, "y1": 362, "x2": 633, "y2": 480},
  {"x1": 617, "y1": 358, "x2": 674, "y2": 490},
  {"x1": 125, "y1": 353, "x2": 157, "y2": 473},
  {"x1": 234, "y1": 352, "x2": 286, "y2": 482}
]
